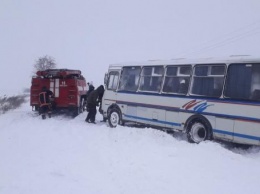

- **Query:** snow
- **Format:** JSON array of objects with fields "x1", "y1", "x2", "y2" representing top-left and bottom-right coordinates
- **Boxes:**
[
  {"x1": 1, "y1": 98, "x2": 260, "y2": 194},
  {"x1": 1, "y1": 1, "x2": 260, "y2": 192}
]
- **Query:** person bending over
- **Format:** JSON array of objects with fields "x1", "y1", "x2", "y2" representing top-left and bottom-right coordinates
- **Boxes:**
[{"x1": 85, "y1": 85, "x2": 104, "y2": 124}]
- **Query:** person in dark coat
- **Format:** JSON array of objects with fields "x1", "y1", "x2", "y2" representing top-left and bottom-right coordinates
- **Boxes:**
[
  {"x1": 97, "y1": 87, "x2": 107, "y2": 122},
  {"x1": 39, "y1": 86, "x2": 54, "y2": 119},
  {"x1": 86, "y1": 84, "x2": 95, "y2": 99},
  {"x1": 83, "y1": 83, "x2": 95, "y2": 111},
  {"x1": 85, "y1": 85, "x2": 104, "y2": 123}
]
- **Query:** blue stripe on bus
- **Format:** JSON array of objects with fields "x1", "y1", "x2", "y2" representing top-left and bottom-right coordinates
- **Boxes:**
[
  {"x1": 117, "y1": 100, "x2": 180, "y2": 111},
  {"x1": 191, "y1": 111, "x2": 260, "y2": 123},
  {"x1": 213, "y1": 129, "x2": 260, "y2": 141},
  {"x1": 124, "y1": 114, "x2": 181, "y2": 127},
  {"x1": 117, "y1": 90, "x2": 260, "y2": 106},
  {"x1": 124, "y1": 114, "x2": 260, "y2": 141},
  {"x1": 116, "y1": 100, "x2": 260, "y2": 123}
]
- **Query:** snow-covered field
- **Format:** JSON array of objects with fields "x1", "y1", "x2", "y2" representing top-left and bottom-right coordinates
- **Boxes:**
[{"x1": 1, "y1": 98, "x2": 260, "y2": 194}]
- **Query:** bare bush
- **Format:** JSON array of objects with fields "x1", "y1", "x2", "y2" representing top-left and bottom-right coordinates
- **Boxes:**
[{"x1": 0, "y1": 95, "x2": 27, "y2": 114}]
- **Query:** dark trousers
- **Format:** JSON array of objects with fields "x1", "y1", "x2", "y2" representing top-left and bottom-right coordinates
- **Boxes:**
[
  {"x1": 40, "y1": 104, "x2": 51, "y2": 114},
  {"x1": 86, "y1": 107, "x2": 97, "y2": 122}
]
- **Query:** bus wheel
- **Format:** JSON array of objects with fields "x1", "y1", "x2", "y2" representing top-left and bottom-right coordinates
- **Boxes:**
[
  {"x1": 187, "y1": 119, "x2": 211, "y2": 143},
  {"x1": 108, "y1": 109, "x2": 121, "y2": 128}
]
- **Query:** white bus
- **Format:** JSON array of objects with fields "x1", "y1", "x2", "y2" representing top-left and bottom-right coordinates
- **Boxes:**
[{"x1": 101, "y1": 57, "x2": 260, "y2": 145}]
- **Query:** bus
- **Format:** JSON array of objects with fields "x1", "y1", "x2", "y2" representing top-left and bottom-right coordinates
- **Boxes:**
[{"x1": 101, "y1": 57, "x2": 260, "y2": 146}]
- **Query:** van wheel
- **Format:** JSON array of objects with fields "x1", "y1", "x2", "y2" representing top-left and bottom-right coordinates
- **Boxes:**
[
  {"x1": 108, "y1": 109, "x2": 122, "y2": 128},
  {"x1": 187, "y1": 119, "x2": 211, "y2": 143},
  {"x1": 71, "y1": 107, "x2": 80, "y2": 117}
]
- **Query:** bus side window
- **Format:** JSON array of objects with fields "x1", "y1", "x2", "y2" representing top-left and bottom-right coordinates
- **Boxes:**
[
  {"x1": 125, "y1": 75, "x2": 136, "y2": 90},
  {"x1": 139, "y1": 66, "x2": 164, "y2": 92},
  {"x1": 179, "y1": 78, "x2": 189, "y2": 94},
  {"x1": 151, "y1": 77, "x2": 162, "y2": 91},
  {"x1": 163, "y1": 77, "x2": 173, "y2": 92},
  {"x1": 224, "y1": 63, "x2": 260, "y2": 100},
  {"x1": 250, "y1": 65, "x2": 260, "y2": 100},
  {"x1": 251, "y1": 89, "x2": 260, "y2": 100},
  {"x1": 140, "y1": 76, "x2": 149, "y2": 90},
  {"x1": 107, "y1": 72, "x2": 119, "y2": 90},
  {"x1": 162, "y1": 65, "x2": 191, "y2": 95},
  {"x1": 191, "y1": 65, "x2": 225, "y2": 97},
  {"x1": 119, "y1": 66, "x2": 141, "y2": 91}
]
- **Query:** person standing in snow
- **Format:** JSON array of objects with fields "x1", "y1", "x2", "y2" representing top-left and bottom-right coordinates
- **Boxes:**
[
  {"x1": 39, "y1": 86, "x2": 54, "y2": 119},
  {"x1": 83, "y1": 82, "x2": 95, "y2": 111},
  {"x1": 85, "y1": 85, "x2": 104, "y2": 124},
  {"x1": 97, "y1": 86, "x2": 107, "y2": 122},
  {"x1": 86, "y1": 83, "x2": 95, "y2": 99}
]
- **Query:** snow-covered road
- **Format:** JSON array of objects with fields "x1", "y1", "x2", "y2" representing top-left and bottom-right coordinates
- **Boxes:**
[{"x1": 1, "y1": 99, "x2": 260, "y2": 194}]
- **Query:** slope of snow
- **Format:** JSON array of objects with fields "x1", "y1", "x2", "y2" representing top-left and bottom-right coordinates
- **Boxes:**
[{"x1": 1, "y1": 99, "x2": 260, "y2": 194}]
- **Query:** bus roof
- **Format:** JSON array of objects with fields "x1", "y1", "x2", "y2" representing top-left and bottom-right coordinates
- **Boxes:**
[{"x1": 109, "y1": 56, "x2": 260, "y2": 68}]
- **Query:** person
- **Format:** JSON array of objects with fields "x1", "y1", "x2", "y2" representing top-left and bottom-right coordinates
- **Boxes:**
[
  {"x1": 83, "y1": 82, "x2": 95, "y2": 111},
  {"x1": 86, "y1": 83, "x2": 95, "y2": 99},
  {"x1": 39, "y1": 86, "x2": 54, "y2": 119},
  {"x1": 97, "y1": 85, "x2": 107, "y2": 122},
  {"x1": 179, "y1": 78, "x2": 188, "y2": 94},
  {"x1": 85, "y1": 85, "x2": 104, "y2": 124}
]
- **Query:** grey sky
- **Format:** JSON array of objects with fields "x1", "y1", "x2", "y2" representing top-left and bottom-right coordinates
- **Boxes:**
[{"x1": 1, "y1": 0, "x2": 260, "y2": 94}]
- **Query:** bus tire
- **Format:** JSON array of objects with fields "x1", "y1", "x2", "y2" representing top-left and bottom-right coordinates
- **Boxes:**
[
  {"x1": 108, "y1": 108, "x2": 122, "y2": 128},
  {"x1": 186, "y1": 117, "x2": 212, "y2": 143}
]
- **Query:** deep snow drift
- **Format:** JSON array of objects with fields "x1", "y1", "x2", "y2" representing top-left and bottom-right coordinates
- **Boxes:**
[{"x1": 1, "y1": 98, "x2": 260, "y2": 194}]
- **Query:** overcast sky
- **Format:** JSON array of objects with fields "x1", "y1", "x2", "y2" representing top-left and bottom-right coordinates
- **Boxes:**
[{"x1": 1, "y1": 0, "x2": 260, "y2": 94}]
